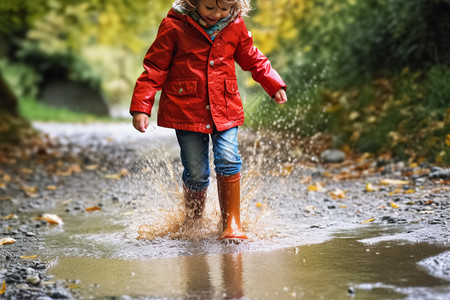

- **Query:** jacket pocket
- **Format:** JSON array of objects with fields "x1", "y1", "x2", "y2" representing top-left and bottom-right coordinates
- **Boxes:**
[
  {"x1": 165, "y1": 78, "x2": 197, "y2": 96},
  {"x1": 224, "y1": 77, "x2": 244, "y2": 120}
]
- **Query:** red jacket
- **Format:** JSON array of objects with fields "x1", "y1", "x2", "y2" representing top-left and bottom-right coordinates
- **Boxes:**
[{"x1": 130, "y1": 8, "x2": 286, "y2": 133}]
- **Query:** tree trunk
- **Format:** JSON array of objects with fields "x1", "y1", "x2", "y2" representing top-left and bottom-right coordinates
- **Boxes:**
[{"x1": 0, "y1": 71, "x2": 18, "y2": 116}]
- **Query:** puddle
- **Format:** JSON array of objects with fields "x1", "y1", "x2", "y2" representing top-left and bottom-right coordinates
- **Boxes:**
[
  {"x1": 46, "y1": 225, "x2": 450, "y2": 299},
  {"x1": 33, "y1": 122, "x2": 450, "y2": 299}
]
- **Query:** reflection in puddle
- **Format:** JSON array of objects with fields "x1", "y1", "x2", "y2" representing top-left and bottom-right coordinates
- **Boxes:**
[{"x1": 47, "y1": 227, "x2": 450, "y2": 299}]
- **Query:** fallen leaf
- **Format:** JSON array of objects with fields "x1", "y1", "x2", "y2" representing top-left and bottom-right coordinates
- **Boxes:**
[
  {"x1": 365, "y1": 182, "x2": 376, "y2": 192},
  {"x1": 380, "y1": 179, "x2": 409, "y2": 185},
  {"x1": 391, "y1": 202, "x2": 399, "y2": 208},
  {"x1": 85, "y1": 164, "x2": 99, "y2": 171},
  {"x1": 62, "y1": 199, "x2": 73, "y2": 205},
  {"x1": 46, "y1": 185, "x2": 57, "y2": 190},
  {"x1": 308, "y1": 182, "x2": 325, "y2": 192},
  {"x1": 0, "y1": 280, "x2": 5, "y2": 295},
  {"x1": 403, "y1": 189, "x2": 415, "y2": 194},
  {"x1": 446, "y1": 134, "x2": 450, "y2": 146},
  {"x1": 85, "y1": 206, "x2": 102, "y2": 212},
  {"x1": 104, "y1": 168, "x2": 129, "y2": 180},
  {"x1": 0, "y1": 238, "x2": 16, "y2": 245},
  {"x1": 36, "y1": 213, "x2": 63, "y2": 225},
  {"x1": 300, "y1": 176, "x2": 312, "y2": 184},
  {"x1": 0, "y1": 196, "x2": 11, "y2": 201},
  {"x1": 256, "y1": 202, "x2": 263, "y2": 208},
  {"x1": 361, "y1": 218, "x2": 375, "y2": 224},
  {"x1": 0, "y1": 214, "x2": 18, "y2": 220},
  {"x1": 67, "y1": 284, "x2": 80, "y2": 289},
  {"x1": 329, "y1": 188, "x2": 348, "y2": 199},
  {"x1": 20, "y1": 255, "x2": 39, "y2": 259},
  {"x1": 21, "y1": 185, "x2": 39, "y2": 198},
  {"x1": 0, "y1": 182, "x2": 5, "y2": 189}
]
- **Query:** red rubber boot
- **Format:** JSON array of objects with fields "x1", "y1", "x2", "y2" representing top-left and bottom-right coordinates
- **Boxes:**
[{"x1": 217, "y1": 173, "x2": 248, "y2": 240}]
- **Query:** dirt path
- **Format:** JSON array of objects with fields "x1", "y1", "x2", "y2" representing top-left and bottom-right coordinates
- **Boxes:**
[{"x1": 0, "y1": 122, "x2": 449, "y2": 299}]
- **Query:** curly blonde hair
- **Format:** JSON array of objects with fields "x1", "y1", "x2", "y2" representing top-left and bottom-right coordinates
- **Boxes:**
[{"x1": 173, "y1": 0, "x2": 252, "y2": 20}]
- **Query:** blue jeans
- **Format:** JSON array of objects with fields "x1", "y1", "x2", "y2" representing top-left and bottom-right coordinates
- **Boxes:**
[{"x1": 176, "y1": 127, "x2": 242, "y2": 192}]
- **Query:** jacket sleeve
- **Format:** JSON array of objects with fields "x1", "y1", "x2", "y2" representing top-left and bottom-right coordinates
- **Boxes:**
[
  {"x1": 130, "y1": 19, "x2": 177, "y2": 116},
  {"x1": 234, "y1": 19, "x2": 286, "y2": 98}
]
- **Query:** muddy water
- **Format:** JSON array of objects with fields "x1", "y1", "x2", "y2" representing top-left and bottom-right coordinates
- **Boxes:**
[
  {"x1": 34, "y1": 122, "x2": 450, "y2": 299},
  {"x1": 45, "y1": 222, "x2": 450, "y2": 299}
]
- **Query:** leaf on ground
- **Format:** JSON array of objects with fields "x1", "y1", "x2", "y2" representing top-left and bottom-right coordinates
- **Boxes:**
[
  {"x1": 20, "y1": 255, "x2": 39, "y2": 259},
  {"x1": 380, "y1": 179, "x2": 409, "y2": 185},
  {"x1": 46, "y1": 185, "x2": 57, "y2": 190},
  {"x1": 21, "y1": 185, "x2": 39, "y2": 197},
  {"x1": 0, "y1": 238, "x2": 16, "y2": 246},
  {"x1": 308, "y1": 182, "x2": 325, "y2": 192},
  {"x1": 104, "y1": 168, "x2": 129, "y2": 180},
  {"x1": 85, "y1": 206, "x2": 102, "y2": 212},
  {"x1": 85, "y1": 164, "x2": 99, "y2": 171},
  {"x1": 0, "y1": 196, "x2": 11, "y2": 201},
  {"x1": 403, "y1": 189, "x2": 415, "y2": 194},
  {"x1": 36, "y1": 213, "x2": 63, "y2": 225},
  {"x1": 256, "y1": 202, "x2": 263, "y2": 208},
  {"x1": 300, "y1": 176, "x2": 312, "y2": 184},
  {"x1": 329, "y1": 188, "x2": 348, "y2": 199},
  {"x1": 0, "y1": 214, "x2": 18, "y2": 220},
  {"x1": 446, "y1": 134, "x2": 450, "y2": 146},
  {"x1": 0, "y1": 280, "x2": 5, "y2": 295},
  {"x1": 391, "y1": 202, "x2": 399, "y2": 208},
  {"x1": 365, "y1": 182, "x2": 377, "y2": 192},
  {"x1": 0, "y1": 182, "x2": 5, "y2": 189},
  {"x1": 361, "y1": 217, "x2": 375, "y2": 224}
]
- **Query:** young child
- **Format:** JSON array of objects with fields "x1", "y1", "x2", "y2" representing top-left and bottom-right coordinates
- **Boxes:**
[{"x1": 130, "y1": 0, "x2": 287, "y2": 242}]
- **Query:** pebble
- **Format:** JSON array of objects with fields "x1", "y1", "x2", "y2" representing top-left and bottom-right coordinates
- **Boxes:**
[
  {"x1": 321, "y1": 149, "x2": 346, "y2": 163},
  {"x1": 26, "y1": 274, "x2": 41, "y2": 285}
]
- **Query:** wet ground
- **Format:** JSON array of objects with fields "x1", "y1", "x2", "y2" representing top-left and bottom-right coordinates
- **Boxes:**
[{"x1": 0, "y1": 122, "x2": 449, "y2": 299}]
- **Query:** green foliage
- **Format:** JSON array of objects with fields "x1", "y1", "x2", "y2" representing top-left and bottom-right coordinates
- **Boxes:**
[
  {"x1": 0, "y1": 59, "x2": 41, "y2": 99},
  {"x1": 18, "y1": 97, "x2": 111, "y2": 123},
  {"x1": 249, "y1": 0, "x2": 450, "y2": 163}
]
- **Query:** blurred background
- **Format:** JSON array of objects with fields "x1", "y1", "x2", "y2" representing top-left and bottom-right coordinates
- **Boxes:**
[{"x1": 0, "y1": 0, "x2": 449, "y2": 164}]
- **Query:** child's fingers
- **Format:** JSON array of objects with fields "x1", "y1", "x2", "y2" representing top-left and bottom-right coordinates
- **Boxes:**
[{"x1": 274, "y1": 89, "x2": 287, "y2": 104}]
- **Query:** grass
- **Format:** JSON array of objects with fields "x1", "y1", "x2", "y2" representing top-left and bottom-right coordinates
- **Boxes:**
[{"x1": 18, "y1": 97, "x2": 117, "y2": 123}]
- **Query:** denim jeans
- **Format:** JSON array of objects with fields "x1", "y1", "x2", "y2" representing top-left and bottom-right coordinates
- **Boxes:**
[{"x1": 175, "y1": 127, "x2": 242, "y2": 192}]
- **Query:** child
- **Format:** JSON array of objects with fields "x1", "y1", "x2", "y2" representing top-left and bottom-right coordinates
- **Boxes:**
[{"x1": 130, "y1": 0, "x2": 287, "y2": 242}]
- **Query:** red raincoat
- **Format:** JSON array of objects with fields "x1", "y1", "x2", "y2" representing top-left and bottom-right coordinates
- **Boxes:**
[{"x1": 130, "y1": 8, "x2": 286, "y2": 134}]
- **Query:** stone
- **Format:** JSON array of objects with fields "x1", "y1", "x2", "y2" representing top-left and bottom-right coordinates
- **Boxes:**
[{"x1": 320, "y1": 149, "x2": 346, "y2": 163}]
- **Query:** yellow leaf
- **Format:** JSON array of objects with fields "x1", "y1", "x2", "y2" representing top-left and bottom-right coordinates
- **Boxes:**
[
  {"x1": 329, "y1": 188, "x2": 348, "y2": 199},
  {"x1": 0, "y1": 238, "x2": 16, "y2": 245},
  {"x1": 36, "y1": 213, "x2": 63, "y2": 225},
  {"x1": 21, "y1": 185, "x2": 39, "y2": 197},
  {"x1": 391, "y1": 202, "x2": 399, "y2": 208},
  {"x1": 256, "y1": 202, "x2": 263, "y2": 208},
  {"x1": 0, "y1": 182, "x2": 5, "y2": 189},
  {"x1": 85, "y1": 164, "x2": 99, "y2": 170},
  {"x1": 0, "y1": 280, "x2": 5, "y2": 295},
  {"x1": 46, "y1": 185, "x2": 57, "y2": 190},
  {"x1": 85, "y1": 206, "x2": 102, "y2": 212},
  {"x1": 104, "y1": 168, "x2": 129, "y2": 180},
  {"x1": 300, "y1": 176, "x2": 312, "y2": 184},
  {"x1": 308, "y1": 183, "x2": 325, "y2": 192},
  {"x1": 446, "y1": 134, "x2": 450, "y2": 146},
  {"x1": 0, "y1": 214, "x2": 18, "y2": 220},
  {"x1": 403, "y1": 189, "x2": 415, "y2": 194},
  {"x1": 366, "y1": 183, "x2": 376, "y2": 192},
  {"x1": 20, "y1": 255, "x2": 39, "y2": 259},
  {"x1": 0, "y1": 196, "x2": 11, "y2": 201},
  {"x1": 380, "y1": 179, "x2": 409, "y2": 185},
  {"x1": 361, "y1": 217, "x2": 375, "y2": 224}
]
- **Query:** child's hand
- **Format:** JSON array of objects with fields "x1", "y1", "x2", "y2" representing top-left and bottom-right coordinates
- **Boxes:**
[
  {"x1": 132, "y1": 112, "x2": 149, "y2": 133},
  {"x1": 273, "y1": 89, "x2": 287, "y2": 104}
]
